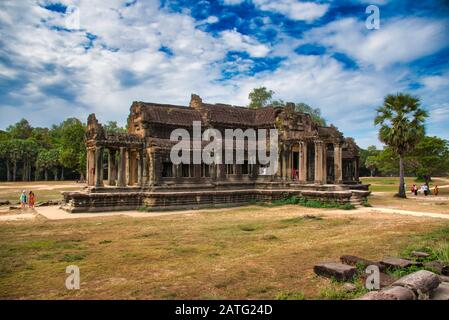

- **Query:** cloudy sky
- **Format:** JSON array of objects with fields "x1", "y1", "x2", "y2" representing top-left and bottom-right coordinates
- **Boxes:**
[{"x1": 1, "y1": 0, "x2": 448, "y2": 147}]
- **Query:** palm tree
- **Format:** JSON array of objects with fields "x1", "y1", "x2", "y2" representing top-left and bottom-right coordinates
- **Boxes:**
[{"x1": 374, "y1": 93, "x2": 428, "y2": 198}]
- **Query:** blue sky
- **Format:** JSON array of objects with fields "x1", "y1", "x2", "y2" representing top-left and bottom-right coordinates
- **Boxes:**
[{"x1": 0, "y1": 0, "x2": 448, "y2": 148}]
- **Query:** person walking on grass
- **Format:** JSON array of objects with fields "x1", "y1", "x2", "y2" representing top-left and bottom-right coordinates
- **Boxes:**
[
  {"x1": 434, "y1": 185, "x2": 439, "y2": 196},
  {"x1": 411, "y1": 184, "x2": 417, "y2": 196},
  {"x1": 20, "y1": 190, "x2": 27, "y2": 209},
  {"x1": 28, "y1": 191, "x2": 35, "y2": 208}
]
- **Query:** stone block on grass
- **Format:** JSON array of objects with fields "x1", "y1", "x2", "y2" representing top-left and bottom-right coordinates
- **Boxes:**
[
  {"x1": 392, "y1": 270, "x2": 441, "y2": 296},
  {"x1": 380, "y1": 257, "x2": 421, "y2": 269},
  {"x1": 313, "y1": 262, "x2": 357, "y2": 281}
]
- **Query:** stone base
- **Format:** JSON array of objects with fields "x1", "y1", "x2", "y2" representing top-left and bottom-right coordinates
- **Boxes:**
[{"x1": 61, "y1": 183, "x2": 371, "y2": 213}]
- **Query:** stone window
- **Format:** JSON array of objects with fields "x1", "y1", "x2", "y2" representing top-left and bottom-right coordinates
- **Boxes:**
[
  {"x1": 242, "y1": 160, "x2": 249, "y2": 175},
  {"x1": 182, "y1": 164, "x2": 193, "y2": 178},
  {"x1": 162, "y1": 162, "x2": 173, "y2": 177},
  {"x1": 201, "y1": 164, "x2": 210, "y2": 177}
]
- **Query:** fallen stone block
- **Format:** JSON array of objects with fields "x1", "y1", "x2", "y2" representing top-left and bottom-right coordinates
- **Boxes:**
[
  {"x1": 410, "y1": 251, "x2": 430, "y2": 259},
  {"x1": 360, "y1": 272, "x2": 395, "y2": 288},
  {"x1": 381, "y1": 257, "x2": 421, "y2": 269},
  {"x1": 313, "y1": 262, "x2": 357, "y2": 281},
  {"x1": 430, "y1": 283, "x2": 449, "y2": 300},
  {"x1": 439, "y1": 275, "x2": 449, "y2": 283},
  {"x1": 340, "y1": 255, "x2": 385, "y2": 271},
  {"x1": 424, "y1": 261, "x2": 444, "y2": 274},
  {"x1": 392, "y1": 270, "x2": 441, "y2": 297},
  {"x1": 358, "y1": 286, "x2": 416, "y2": 300}
]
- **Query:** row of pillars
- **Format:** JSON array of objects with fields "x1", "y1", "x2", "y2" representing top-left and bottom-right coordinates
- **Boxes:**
[
  {"x1": 87, "y1": 146, "x2": 147, "y2": 188},
  {"x1": 278, "y1": 140, "x2": 343, "y2": 184}
]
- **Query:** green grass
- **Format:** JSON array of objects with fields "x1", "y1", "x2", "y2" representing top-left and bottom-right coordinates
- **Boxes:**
[
  {"x1": 271, "y1": 196, "x2": 355, "y2": 210},
  {"x1": 275, "y1": 291, "x2": 305, "y2": 300}
]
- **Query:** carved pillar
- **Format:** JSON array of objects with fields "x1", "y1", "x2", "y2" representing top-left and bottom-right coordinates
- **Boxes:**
[
  {"x1": 354, "y1": 158, "x2": 359, "y2": 182},
  {"x1": 87, "y1": 148, "x2": 95, "y2": 186},
  {"x1": 108, "y1": 149, "x2": 117, "y2": 186},
  {"x1": 281, "y1": 146, "x2": 287, "y2": 180},
  {"x1": 322, "y1": 145, "x2": 327, "y2": 184},
  {"x1": 299, "y1": 141, "x2": 307, "y2": 183},
  {"x1": 117, "y1": 147, "x2": 126, "y2": 187},
  {"x1": 137, "y1": 149, "x2": 143, "y2": 186},
  {"x1": 142, "y1": 150, "x2": 148, "y2": 186},
  {"x1": 314, "y1": 141, "x2": 324, "y2": 184},
  {"x1": 334, "y1": 143, "x2": 343, "y2": 184},
  {"x1": 95, "y1": 146, "x2": 104, "y2": 187}
]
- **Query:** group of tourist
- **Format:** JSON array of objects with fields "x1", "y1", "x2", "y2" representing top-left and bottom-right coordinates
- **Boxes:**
[
  {"x1": 410, "y1": 184, "x2": 439, "y2": 196},
  {"x1": 19, "y1": 190, "x2": 36, "y2": 209}
]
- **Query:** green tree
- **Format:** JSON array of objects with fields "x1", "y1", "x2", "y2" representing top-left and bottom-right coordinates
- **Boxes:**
[
  {"x1": 409, "y1": 136, "x2": 449, "y2": 182},
  {"x1": 58, "y1": 118, "x2": 86, "y2": 180},
  {"x1": 294, "y1": 102, "x2": 326, "y2": 126},
  {"x1": 374, "y1": 93, "x2": 428, "y2": 197},
  {"x1": 365, "y1": 156, "x2": 378, "y2": 177},
  {"x1": 103, "y1": 121, "x2": 126, "y2": 134},
  {"x1": 6, "y1": 118, "x2": 33, "y2": 139},
  {"x1": 248, "y1": 87, "x2": 274, "y2": 109},
  {"x1": 36, "y1": 149, "x2": 60, "y2": 181}
]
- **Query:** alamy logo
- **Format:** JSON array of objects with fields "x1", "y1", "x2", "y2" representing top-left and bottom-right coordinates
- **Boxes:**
[
  {"x1": 365, "y1": 5, "x2": 380, "y2": 30},
  {"x1": 365, "y1": 265, "x2": 380, "y2": 290},
  {"x1": 170, "y1": 121, "x2": 279, "y2": 175},
  {"x1": 65, "y1": 265, "x2": 80, "y2": 290}
]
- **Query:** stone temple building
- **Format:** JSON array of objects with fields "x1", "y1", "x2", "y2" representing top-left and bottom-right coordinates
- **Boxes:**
[{"x1": 62, "y1": 94, "x2": 369, "y2": 212}]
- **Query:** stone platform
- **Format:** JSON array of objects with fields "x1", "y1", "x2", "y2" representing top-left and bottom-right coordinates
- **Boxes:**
[{"x1": 61, "y1": 183, "x2": 370, "y2": 213}]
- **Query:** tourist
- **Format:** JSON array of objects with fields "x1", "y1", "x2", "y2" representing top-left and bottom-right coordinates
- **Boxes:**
[
  {"x1": 19, "y1": 191, "x2": 27, "y2": 209},
  {"x1": 411, "y1": 184, "x2": 417, "y2": 196},
  {"x1": 434, "y1": 185, "x2": 439, "y2": 196},
  {"x1": 28, "y1": 191, "x2": 35, "y2": 208},
  {"x1": 423, "y1": 184, "x2": 429, "y2": 196}
]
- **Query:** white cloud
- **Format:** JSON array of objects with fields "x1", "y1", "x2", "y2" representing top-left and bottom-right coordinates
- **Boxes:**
[
  {"x1": 221, "y1": 0, "x2": 245, "y2": 5},
  {"x1": 220, "y1": 29, "x2": 270, "y2": 57},
  {"x1": 306, "y1": 17, "x2": 449, "y2": 69},
  {"x1": 253, "y1": 0, "x2": 329, "y2": 22}
]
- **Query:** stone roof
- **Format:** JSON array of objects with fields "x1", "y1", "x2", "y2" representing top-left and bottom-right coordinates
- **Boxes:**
[{"x1": 135, "y1": 100, "x2": 279, "y2": 127}]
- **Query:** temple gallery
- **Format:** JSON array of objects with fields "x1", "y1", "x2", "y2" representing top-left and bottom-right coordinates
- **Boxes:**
[{"x1": 62, "y1": 94, "x2": 369, "y2": 213}]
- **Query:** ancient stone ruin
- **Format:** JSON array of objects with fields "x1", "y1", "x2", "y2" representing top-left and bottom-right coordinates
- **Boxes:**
[
  {"x1": 62, "y1": 94, "x2": 369, "y2": 212},
  {"x1": 314, "y1": 253, "x2": 449, "y2": 300}
]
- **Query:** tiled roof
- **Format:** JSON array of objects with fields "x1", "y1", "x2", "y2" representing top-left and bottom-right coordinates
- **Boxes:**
[{"x1": 137, "y1": 101, "x2": 278, "y2": 127}]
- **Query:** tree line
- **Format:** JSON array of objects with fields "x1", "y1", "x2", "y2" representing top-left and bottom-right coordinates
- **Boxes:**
[{"x1": 0, "y1": 118, "x2": 125, "y2": 182}]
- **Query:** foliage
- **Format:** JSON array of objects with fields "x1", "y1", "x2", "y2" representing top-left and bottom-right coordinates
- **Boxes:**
[
  {"x1": 247, "y1": 87, "x2": 326, "y2": 125},
  {"x1": 271, "y1": 195, "x2": 355, "y2": 210},
  {"x1": 103, "y1": 121, "x2": 127, "y2": 134},
  {"x1": 408, "y1": 136, "x2": 449, "y2": 181},
  {"x1": 248, "y1": 86, "x2": 274, "y2": 109},
  {"x1": 374, "y1": 93, "x2": 428, "y2": 197}
]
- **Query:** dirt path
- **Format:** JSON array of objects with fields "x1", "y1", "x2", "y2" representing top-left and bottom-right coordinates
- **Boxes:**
[{"x1": 358, "y1": 206, "x2": 449, "y2": 220}]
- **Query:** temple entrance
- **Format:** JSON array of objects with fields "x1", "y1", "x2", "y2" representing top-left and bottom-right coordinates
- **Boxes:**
[
  {"x1": 326, "y1": 143, "x2": 334, "y2": 183},
  {"x1": 307, "y1": 142, "x2": 315, "y2": 182}
]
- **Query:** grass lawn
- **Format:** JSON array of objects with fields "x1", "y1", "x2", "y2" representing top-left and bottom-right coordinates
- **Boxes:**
[
  {"x1": 0, "y1": 181, "x2": 83, "y2": 203},
  {"x1": 361, "y1": 176, "x2": 449, "y2": 193},
  {"x1": 1, "y1": 205, "x2": 448, "y2": 300}
]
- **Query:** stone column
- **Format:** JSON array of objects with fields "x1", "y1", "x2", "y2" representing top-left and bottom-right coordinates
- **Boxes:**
[
  {"x1": 314, "y1": 141, "x2": 324, "y2": 184},
  {"x1": 322, "y1": 145, "x2": 327, "y2": 184},
  {"x1": 142, "y1": 150, "x2": 148, "y2": 186},
  {"x1": 95, "y1": 146, "x2": 104, "y2": 187},
  {"x1": 117, "y1": 147, "x2": 126, "y2": 187},
  {"x1": 137, "y1": 149, "x2": 143, "y2": 186},
  {"x1": 281, "y1": 147, "x2": 287, "y2": 180},
  {"x1": 354, "y1": 158, "x2": 359, "y2": 182},
  {"x1": 334, "y1": 143, "x2": 343, "y2": 184},
  {"x1": 108, "y1": 149, "x2": 117, "y2": 186},
  {"x1": 299, "y1": 141, "x2": 307, "y2": 183}
]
